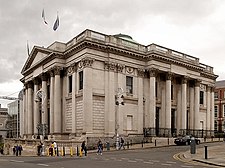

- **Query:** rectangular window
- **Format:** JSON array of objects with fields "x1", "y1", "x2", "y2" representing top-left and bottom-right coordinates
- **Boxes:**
[
  {"x1": 215, "y1": 105, "x2": 218, "y2": 118},
  {"x1": 127, "y1": 115, "x2": 133, "y2": 130},
  {"x1": 126, "y1": 76, "x2": 133, "y2": 94},
  {"x1": 200, "y1": 91, "x2": 204, "y2": 105},
  {"x1": 214, "y1": 92, "x2": 218, "y2": 99},
  {"x1": 79, "y1": 71, "x2": 83, "y2": 90},
  {"x1": 68, "y1": 75, "x2": 72, "y2": 93},
  {"x1": 214, "y1": 121, "x2": 218, "y2": 131}
]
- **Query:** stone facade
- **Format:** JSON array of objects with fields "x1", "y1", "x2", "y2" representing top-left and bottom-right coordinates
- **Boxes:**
[{"x1": 20, "y1": 29, "x2": 217, "y2": 140}]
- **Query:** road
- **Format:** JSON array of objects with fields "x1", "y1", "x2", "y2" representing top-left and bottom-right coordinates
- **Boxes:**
[{"x1": 0, "y1": 143, "x2": 219, "y2": 168}]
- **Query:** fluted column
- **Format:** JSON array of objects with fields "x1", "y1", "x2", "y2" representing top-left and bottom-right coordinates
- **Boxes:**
[
  {"x1": 70, "y1": 65, "x2": 76, "y2": 135},
  {"x1": 165, "y1": 72, "x2": 172, "y2": 129},
  {"x1": 210, "y1": 87, "x2": 215, "y2": 131},
  {"x1": 176, "y1": 82, "x2": 182, "y2": 134},
  {"x1": 33, "y1": 78, "x2": 40, "y2": 135},
  {"x1": 181, "y1": 76, "x2": 187, "y2": 130},
  {"x1": 137, "y1": 69, "x2": 144, "y2": 134},
  {"x1": 54, "y1": 67, "x2": 62, "y2": 134},
  {"x1": 194, "y1": 80, "x2": 200, "y2": 129},
  {"x1": 21, "y1": 87, "x2": 26, "y2": 137},
  {"x1": 27, "y1": 81, "x2": 33, "y2": 136},
  {"x1": 206, "y1": 85, "x2": 211, "y2": 130},
  {"x1": 189, "y1": 83, "x2": 195, "y2": 130},
  {"x1": 49, "y1": 71, "x2": 55, "y2": 134},
  {"x1": 25, "y1": 85, "x2": 28, "y2": 135},
  {"x1": 149, "y1": 68, "x2": 156, "y2": 128},
  {"x1": 41, "y1": 73, "x2": 48, "y2": 125}
]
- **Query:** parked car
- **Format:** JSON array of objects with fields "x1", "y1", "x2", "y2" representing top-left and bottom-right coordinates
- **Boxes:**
[{"x1": 174, "y1": 135, "x2": 200, "y2": 145}]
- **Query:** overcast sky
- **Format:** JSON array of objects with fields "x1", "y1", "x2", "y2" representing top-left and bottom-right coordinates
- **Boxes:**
[{"x1": 0, "y1": 0, "x2": 225, "y2": 107}]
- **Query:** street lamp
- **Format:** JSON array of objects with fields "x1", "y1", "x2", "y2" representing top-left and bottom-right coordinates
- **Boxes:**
[
  {"x1": 115, "y1": 88, "x2": 125, "y2": 150},
  {"x1": 35, "y1": 89, "x2": 47, "y2": 140}
]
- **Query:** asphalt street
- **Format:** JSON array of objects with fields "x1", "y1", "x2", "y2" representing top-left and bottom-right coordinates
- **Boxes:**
[{"x1": 0, "y1": 143, "x2": 220, "y2": 168}]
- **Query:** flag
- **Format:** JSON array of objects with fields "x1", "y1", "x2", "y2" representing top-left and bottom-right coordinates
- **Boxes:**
[
  {"x1": 53, "y1": 14, "x2": 59, "y2": 31},
  {"x1": 42, "y1": 8, "x2": 48, "y2": 24},
  {"x1": 27, "y1": 41, "x2": 30, "y2": 56}
]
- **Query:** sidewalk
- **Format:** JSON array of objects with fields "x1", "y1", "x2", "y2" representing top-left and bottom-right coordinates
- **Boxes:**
[{"x1": 182, "y1": 142, "x2": 225, "y2": 167}]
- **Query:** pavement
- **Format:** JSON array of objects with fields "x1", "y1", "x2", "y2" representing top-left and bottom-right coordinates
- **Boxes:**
[
  {"x1": 2, "y1": 137, "x2": 225, "y2": 167},
  {"x1": 180, "y1": 141, "x2": 225, "y2": 167}
]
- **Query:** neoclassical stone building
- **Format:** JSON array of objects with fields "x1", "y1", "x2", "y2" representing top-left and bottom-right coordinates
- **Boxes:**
[{"x1": 20, "y1": 29, "x2": 217, "y2": 140}]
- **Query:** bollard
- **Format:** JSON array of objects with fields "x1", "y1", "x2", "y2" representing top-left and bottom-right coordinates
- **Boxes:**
[
  {"x1": 70, "y1": 147, "x2": 73, "y2": 157},
  {"x1": 155, "y1": 139, "x2": 157, "y2": 147},
  {"x1": 142, "y1": 141, "x2": 144, "y2": 148},
  {"x1": 77, "y1": 145, "x2": 79, "y2": 156},
  {"x1": 167, "y1": 138, "x2": 169, "y2": 145},
  {"x1": 57, "y1": 147, "x2": 59, "y2": 156},
  {"x1": 190, "y1": 137, "x2": 196, "y2": 154},
  {"x1": 204, "y1": 145, "x2": 208, "y2": 159},
  {"x1": 127, "y1": 142, "x2": 129, "y2": 149},
  {"x1": 63, "y1": 146, "x2": 65, "y2": 156}
]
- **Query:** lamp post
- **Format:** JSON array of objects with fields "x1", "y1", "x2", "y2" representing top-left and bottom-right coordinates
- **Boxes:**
[
  {"x1": 115, "y1": 88, "x2": 125, "y2": 150},
  {"x1": 35, "y1": 89, "x2": 47, "y2": 140}
]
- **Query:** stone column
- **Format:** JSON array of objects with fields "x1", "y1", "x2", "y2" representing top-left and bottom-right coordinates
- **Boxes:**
[
  {"x1": 189, "y1": 83, "x2": 195, "y2": 130},
  {"x1": 25, "y1": 85, "x2": 28, "y2": 135},
  {"x1": 104, "y1": 61, "x2": 116, "y2": 136},
  {"x1": 49, "y1": 71, "x2": 55, "y2": 134},
  {"x1": 165, "y1": 72, "x2": 172, "y2": 129},
  {"x1": 33, "y1": 78, "x2": 40, "y2": 135},
  {"x1": 137, "y1": 69, "x2": 145, "y2": 134},
  {"x1": 27, "y1": 81, "x2": 33, "y2": 136},
  {"x1": 206, "y1": 85, "x2": 211, "y2": 130},
  {"x1": 149, "y1": 68, "x2": 156, "y2": 128},
  {"x1": 21, "y1": 87, "x2": 26, "y2": 137},
  {"x1": 181, "y1": 76, "x2": 187, "y2": 130},
  {"x1": 82, "y1": 58, "x2": 94, "y2": 134},
  {"x1": 194, "y1": 80, "x2": 200, "y2": 129},
  {"x1": 70, "y1": 65, "x2": 76, "y2": 135},
  {"x1": 54, "y1": 66, "x2": 62, "y2": 134},
  {"x1": 41, "y1": 73, "x2": 48, "y2": 125},
  {"x1": 210, "y1": 87, "x2": 215, "y2": 131},
  {"x1": 176, "y1": 82, "x2": 182, "y2": 134}
]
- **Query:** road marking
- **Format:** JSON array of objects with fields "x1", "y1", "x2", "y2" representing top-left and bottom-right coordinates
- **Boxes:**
[
  {"x1": 143, "y1": 161, "x2": 154, "y2": 164},
  {"x1": 166, "y1": 161, "x2": 177, "y2": 164},
  {"x1": 128, "y1": 160, "x2": 137, "y2": 163},
  {"x1": 135, "y1": 159, "x2": 143, "y2": 161},
  {"x1": 10, "y1": 160, "x2": 24, "y2": 163},
  {"x1": 149, "y1": 160, "x2": 159, "y2": 162},
  {"x1": 37, "y1": 163, "x2": 49, "y2": 167},
  {"x1": 161, "y1": 163, "x2": 171, "y2": 166}
]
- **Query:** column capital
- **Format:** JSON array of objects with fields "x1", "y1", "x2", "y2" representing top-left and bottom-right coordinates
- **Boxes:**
[
  {"x1": 149, "y1": 68, "x2": 158, "y2": 77},
  {"x1": 33, "y1": 77, "x2": 39, "y2": 85},
  {"x1": 41, "y1": 73, "x2": 48, "y2": 81},
  {"x1": 79, "y1": 57, "x2": 95, "y2": 69},
  {"x1": 117, "y1": 63, "x2": 125, "y2": 73},
  {"x1": 195, "y1": 79, "x2": 201, "y2": 87},
  {"x1": 104, "y1": 61, "x2": 116, "y2": 71},
  {"x1": 27, "y1": 81, "x2": 33, "y2": 88},
  {"x1": 66, "y1": 64, "x2": 77, "y2": 76},
  {"x1": 182, "y1": 76, "x2": 189, "y2": 84},
  {"x1": 49, "y1": 70, "x2": 54, "y2": 77},
  {"x1": 166, "y1": 72, "x2": 173, "y2": 80},
  {"x1": 137, "y1": 68, "x2": 145, "y2": 77},
  {"x1": 53, "y1": 66, "x2": 63, "y2": 75}
]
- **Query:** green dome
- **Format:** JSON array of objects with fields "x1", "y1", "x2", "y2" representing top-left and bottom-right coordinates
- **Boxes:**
[{"x1": 114, "y1": 33, "x2": 137, "y2": 43}]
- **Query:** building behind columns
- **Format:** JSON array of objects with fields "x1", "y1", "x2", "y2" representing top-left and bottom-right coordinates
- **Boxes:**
[{"x1": 20, "y1": 29, "x2": 217, "y2": 140}]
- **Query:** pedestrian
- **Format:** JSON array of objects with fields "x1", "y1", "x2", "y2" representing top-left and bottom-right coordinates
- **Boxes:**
[
  {"x1": 15, "y1": 145, "x2": 19, "y2": 156},
  {"x1": 119, "y1": 137, "x2": 125, "y2": 150},
  {"x1": 13, "y1": 146, "x2": 16, "y2": 155},
  {"x1": 37, "y1": 143, "x2": 42, "y2": 156},
  {"x1": 81, "y1": 141, "x2": 87, "y2": 156},
  {"x1": 18, "y1": 145, "x2": 23, "y2": 156},
  {"x1": 97, "y1": 139, "x2": 103, "y2": 155},
  {"x1": 53, "y1": 141, "x2": 57, "y2": 156}
]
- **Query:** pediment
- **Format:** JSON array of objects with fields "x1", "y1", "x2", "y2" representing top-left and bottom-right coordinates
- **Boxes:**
[{"x1": 21, "y1": 46, "x2": 52, "y2": 74}]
